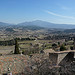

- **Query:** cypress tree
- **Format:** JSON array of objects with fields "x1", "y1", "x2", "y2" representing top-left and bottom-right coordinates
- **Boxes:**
[{"x1": 14, "y1": 38, "x2": 20, "y2": 54}]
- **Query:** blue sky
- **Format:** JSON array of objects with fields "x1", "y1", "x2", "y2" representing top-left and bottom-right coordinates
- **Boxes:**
[{"x1": 0, "y1": 0, "x2": 75, "y2": 24}]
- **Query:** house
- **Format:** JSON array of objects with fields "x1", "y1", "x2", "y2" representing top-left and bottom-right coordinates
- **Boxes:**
[
  {"x1": 49, "y1": 50, "x2": 75, "y2": 66},
  {"x1": 0, "y1": 54, "x2": 30, "y2": 75}
]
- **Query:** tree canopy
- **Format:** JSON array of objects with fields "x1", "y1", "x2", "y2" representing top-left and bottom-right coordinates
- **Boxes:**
[{"x1": 60, "y1": 45, "x2": 66, "y2": 51}]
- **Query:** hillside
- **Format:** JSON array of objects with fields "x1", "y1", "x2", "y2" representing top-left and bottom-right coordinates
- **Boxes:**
[
  {"x1": 0, "y1": 20, "x2": 75, "y2": 29},
  {"x1": 17, "y1": 20, "x2": 75, "y2": 29}
]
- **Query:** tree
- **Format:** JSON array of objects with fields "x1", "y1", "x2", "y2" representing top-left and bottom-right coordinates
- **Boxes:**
[
  {"x1": 58, "y1": 42, "x2": 60, "y2": 46},
  {"x1": 52, "y1": 43, "x2": 57, "y2": 50},
  {"x1": 14, "y1": 38, "x2": 20, "y2": 54},
  {"x1": 60, "y1": 45, "x2": 66, "y2": 51},
  {"x1": 52, "y1": 43, "x2": 57, "y2": 47},
  {"x1": 70, "y1": 46, "x2": 73, "y2": 50}
]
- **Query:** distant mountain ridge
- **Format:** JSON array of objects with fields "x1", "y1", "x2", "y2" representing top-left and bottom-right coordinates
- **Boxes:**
[
  {"x1": 17, "y1": 20, "x2": 75, "y2": 29},
  {"x1": 0, "y1": 20, "x2": 75, "y2": 29},
  {"x1": 0, "y1": 22, "x2": 10, "y2": 26}
]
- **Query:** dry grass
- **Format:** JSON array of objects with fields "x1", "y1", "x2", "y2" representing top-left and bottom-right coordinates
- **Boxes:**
[{"x1": 0, "y1": 46, "x2": 15, "y2": 54}]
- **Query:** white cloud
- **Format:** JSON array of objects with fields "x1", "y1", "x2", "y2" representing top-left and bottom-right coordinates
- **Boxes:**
[{"x1": 45, "y1": 10, "x2": 75, "y2": 19}]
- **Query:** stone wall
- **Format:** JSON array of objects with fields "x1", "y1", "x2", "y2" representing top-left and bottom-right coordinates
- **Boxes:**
[
  {"x1": 59, "y1": 52, "x2": 74, "y2": 66},
  {"x1": 49, "y1": 53, "x2": 58, "y2": 65},
  {"x1": 49, "y1": 52, "x2": 75, "y2": 66},
  {"x1": 57, "y1": 52, "x2": 68, "y2": 65}
]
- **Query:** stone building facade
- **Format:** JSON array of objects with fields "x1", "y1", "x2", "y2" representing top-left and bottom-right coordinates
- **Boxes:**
[{"x1": 49, "y1": 50, "x2": 75, "y2": 66}]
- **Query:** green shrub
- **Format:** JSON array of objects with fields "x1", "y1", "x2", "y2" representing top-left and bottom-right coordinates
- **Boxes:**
[{"x1": 60, "y1": 45, "x2": 66, "y2": 51}]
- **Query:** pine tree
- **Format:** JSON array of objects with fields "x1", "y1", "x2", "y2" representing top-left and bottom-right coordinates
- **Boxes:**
[{"x1": 14, "y1": 38, "x2": 20, "y2": 54}]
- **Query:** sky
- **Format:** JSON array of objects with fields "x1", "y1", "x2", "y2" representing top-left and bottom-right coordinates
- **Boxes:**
[{"x1": 0, "y1": 0, "x2": 75, "y2": 24}]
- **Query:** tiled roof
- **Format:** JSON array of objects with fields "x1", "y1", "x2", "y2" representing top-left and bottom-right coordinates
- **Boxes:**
[{"x1": 0, "y1": 54, "x2": 30, "y2": 75}]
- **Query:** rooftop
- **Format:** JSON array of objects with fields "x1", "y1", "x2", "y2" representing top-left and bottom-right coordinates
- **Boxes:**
[
  {"x1": 49, "y1": 50, "x2": 75, "y2": 54},
  {"x1": 0, "y1": 54, "x2": 30, "y2": 74}
]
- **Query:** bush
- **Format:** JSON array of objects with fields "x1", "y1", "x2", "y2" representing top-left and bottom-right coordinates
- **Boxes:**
[
  {"x1": 60, "y1": 45, "x2": 66, "y2": 51},
  {"x1": 70, "y1": 46, "x2": 73, "y2": 50},
  {"x1": 52, "y1": 43, "x2": 57, "y2": 47}
]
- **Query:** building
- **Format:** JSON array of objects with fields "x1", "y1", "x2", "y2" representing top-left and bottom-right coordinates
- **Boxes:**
[
  {"x1": 0, "y1": 54, "x2": 30, "y2": 75},
  {"x1": 49, "y1": 50, "x2": 75, "y2": 66}
]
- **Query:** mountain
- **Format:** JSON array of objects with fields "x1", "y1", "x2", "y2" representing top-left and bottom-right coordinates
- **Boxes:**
[
  {"x1": 63, "y1": 29, "x2": 75, "y2": 33},
  {"x1": 20, "y1": 25, "x2": 44, "y2": 30},
  {"x1": 0, "y1": 22, "x2": 10, "y2": 26},
  {"x1": 0, "y1": 22, "x2": 15, "y2": 28},
  {"x1": 18, "y1": 20, "x2": 55, "y2": 28},
  {"x1": 0, "y1": 20, "x2": 75, "y2": 29},
  {"x1": 17, "y1": 20, "x2": 75, "y2": 29}
]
